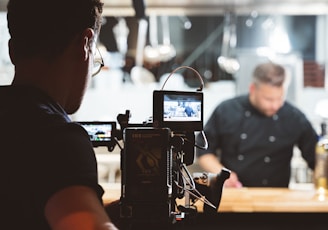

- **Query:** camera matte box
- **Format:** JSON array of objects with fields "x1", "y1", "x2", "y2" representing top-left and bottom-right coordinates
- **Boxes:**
[{"x1": 120, "y1": 127, "x2": 172, "y2": 221}]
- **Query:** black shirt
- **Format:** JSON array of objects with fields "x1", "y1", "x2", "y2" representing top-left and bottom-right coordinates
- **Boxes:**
[
  {"x1": 0, "y1": 85, "x2": 104, "y2": 229},
  {"x1": 196, "y1": 95, "x2": 318, "y2": 187}
]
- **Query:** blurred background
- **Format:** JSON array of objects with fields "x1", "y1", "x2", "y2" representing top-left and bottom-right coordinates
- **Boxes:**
[
  {"x1": 1, "y1": 0, "x2": 328, "y2": 183},
  {"x1": 1, "y1": 0, "x2": 327, "y2": 124}
]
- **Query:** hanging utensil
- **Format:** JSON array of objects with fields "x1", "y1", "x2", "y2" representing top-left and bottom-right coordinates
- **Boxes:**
[
  {"x1": 144, "y1": 13, "x2": 161, "y2": 63},
  {"x1": 158, "y1": 15, "x2": 176, "y2": 62},
  {"x1": 217, "y1": 11, "x2": 240, "y2": 74},
  {"x1": 130, "y1": 0, "x2": 155, "y2": 84},
  {"x1": 112, "y1": 17, "x2": 129, "y2": 56}
]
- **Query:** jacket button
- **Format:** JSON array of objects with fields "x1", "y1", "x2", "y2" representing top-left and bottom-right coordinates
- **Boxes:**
[
  {"x1": 268, "y1": 136, "x2": 276, "y2": 142},
  {"x1": 245, "y1": 111, "x2": 251, "y2": 117},
  {"x1": 238, "y1": 154, "x2": 244, "y2": 161},
  {"x1": 264, "y1": 156, "x2": 271, "y2": 163},
  {"x1": 273, "y1": 114, "x2": 279, "y2": 120},
  {"x1": 240, "y1": 133, "x2": 247, "y2": 140}
]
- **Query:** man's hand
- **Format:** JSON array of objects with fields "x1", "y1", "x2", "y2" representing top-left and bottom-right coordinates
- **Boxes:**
[
  {"x1": 197, "y1": 154, "x2": 243, "y2": 188},
  {"x1": 223, "y1": 171, "x2": 243, "y2": 188}
]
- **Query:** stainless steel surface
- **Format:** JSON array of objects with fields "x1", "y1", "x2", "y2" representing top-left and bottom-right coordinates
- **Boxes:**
[{"x1": 1, "y1": 0, "x2": 328, "y2": 15}]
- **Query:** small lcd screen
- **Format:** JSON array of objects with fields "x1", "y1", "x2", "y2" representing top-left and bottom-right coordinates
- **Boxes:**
[
  {"x1": 79, "y1": 122, "x2": 115, "y2": 142},
  {"x1": 163, "y1": 94, "x2": 202, "y2": 122}
]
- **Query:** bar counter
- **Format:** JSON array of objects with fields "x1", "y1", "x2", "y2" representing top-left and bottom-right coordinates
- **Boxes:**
[
  {"x1": 102, "y1": 183, "x2": 328, "y2": 213},
  {"x1": 102, "y1": 183, "x2": 328, "y2": 230},
  {"x1": 218, "y1": 186, "x2": 328, "y2": 212}
]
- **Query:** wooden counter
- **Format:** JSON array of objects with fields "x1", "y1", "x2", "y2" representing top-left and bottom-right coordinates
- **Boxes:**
[
  {"x1": 102, "y1": 183, "x2": 328, "y2": 213},
  {"x1": 217, "y1": 187, "x2": 328, "y2": 212}
]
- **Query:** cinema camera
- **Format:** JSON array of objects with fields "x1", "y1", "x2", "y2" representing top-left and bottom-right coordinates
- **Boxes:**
[{"x1": 79, "y1": 66, "x2": 230, "y2": 229}]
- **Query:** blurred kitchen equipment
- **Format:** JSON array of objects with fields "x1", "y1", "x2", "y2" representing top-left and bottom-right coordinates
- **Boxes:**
[
  {"x1": 112, "y1": 17, "x2": 129, "y2": 57},
  {"x1": 130, "y1": 0, "x2": 156, "y2": 84},
  {"x1": 314, "y1": 98, "x2": 328, "y2": 197},
  {"x1": 217, "y1": 11, "x2": 240, "y2": 74},
  {"x1": 290, "y1": 147, "x2": 312, "y2": 186},
  {"x1": 178, "y1": 15, "x2": 192, "y2": 30},
  {"x1": 314, "y1": 120, "x2": 328, "y2": 201},
  {"x1": 144, "y1": 14, "x2": 176, "y2": 64},
  {"x1": 144, "y1": 13, "x2": 161, "y2": 63},
  {"x1": 158, "y1": 15, "x2": 176, "y2": 62},
  {"x1": 314, "y1": 97, "x2": 328, "y2": 200}
]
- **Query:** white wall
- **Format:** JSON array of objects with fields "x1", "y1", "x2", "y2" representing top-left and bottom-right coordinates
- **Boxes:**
[
  {"x1": 0, "y1": 12, "x2": 14, "y2": 85},
  {"x1": 72, "y1": 63, "x2": 327, "y2": 133},
  {"x1": 71, "y1": 67, "x2": 237, "y2": 127}
]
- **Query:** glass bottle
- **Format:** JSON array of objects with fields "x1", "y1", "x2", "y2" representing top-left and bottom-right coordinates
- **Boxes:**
[{"x1": 314, "y1": 121, "x2": 328, "y2": 200}]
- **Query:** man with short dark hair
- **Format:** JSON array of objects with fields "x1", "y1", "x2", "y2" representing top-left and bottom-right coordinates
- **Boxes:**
[
  {"x1": 196, "y1": 62, "x2": 318, "y2": 188},
  {"x1": 1, "y1": 0, "x2": 118, "y2": 229}
]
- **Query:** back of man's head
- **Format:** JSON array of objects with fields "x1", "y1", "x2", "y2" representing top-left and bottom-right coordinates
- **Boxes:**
[{"x1": 7, "y1": 0, "x2": 103, "y2": 61}]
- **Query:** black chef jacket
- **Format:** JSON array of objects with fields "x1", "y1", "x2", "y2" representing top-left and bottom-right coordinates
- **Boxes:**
[{"x1": 196, "y1": 95, "x2": 318, "y2": 187}]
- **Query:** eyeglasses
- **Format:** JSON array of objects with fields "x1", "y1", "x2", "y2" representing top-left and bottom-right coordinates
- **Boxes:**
[{"x1": 92, "y1": 47, "x2": 104, "y2": 77}]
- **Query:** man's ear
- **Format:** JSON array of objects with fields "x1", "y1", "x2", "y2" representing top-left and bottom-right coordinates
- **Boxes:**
[
  {"x1": 8, "y1": 39, "x2": 16, "y2": 65},
  {"x1": 249, "y1": 82, "x2": 256, "y2": 93},
  {"x1": 80, "y1": 28, "x2": 95, "y2": 61}
]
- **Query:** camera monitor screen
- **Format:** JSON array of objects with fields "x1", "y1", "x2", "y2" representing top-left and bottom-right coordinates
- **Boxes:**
[
  {"x1": 153, "y1": 90, "x2": 203, "y2": 132},
  {"x1": 78, "y1": 121, "x2": 116, "y2": 147}
]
